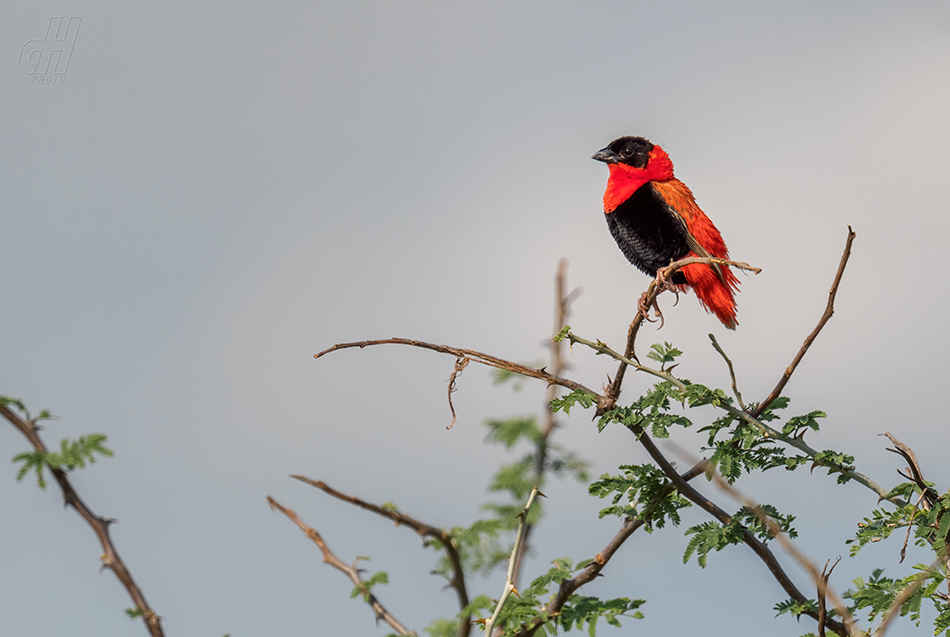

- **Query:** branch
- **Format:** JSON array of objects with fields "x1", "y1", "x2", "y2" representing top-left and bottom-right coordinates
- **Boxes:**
[
  {"x1": 567, "y1": 328, "x2": 901, "y2": 506},
  {"x1": 291, "y1": 476, "x2": 471, "y2": 637},
  {"x1": 709, "y1": 333, "x2": 746, "y2": 410},
  {"x1": 696, "y1": 449, "x2": 858, "y2": 635},
  {"x1": 513, "y1": 259, "x2": 577, "y2": 587},
  {"x1": 630, "y1": 427, "x2": 850, "y2": 636},
  {"x1": 882, "y1": 432, "x2": 938, "y2": 509},
  {"x1": 266, "y1": 496, "x2": 414, "y2": 635},
  {"x1": 484, "y1": 486, "x2": 541, "y2": 636},
  {"x1": 512, "y1": 463, "x2": 708, "y2": 637},
  {"x1": 0, "y1": 402, "x2": 164, "y2": 637},
  {"x1": 600, "y1": 256, "x2": 761, "y2": 415},
  {"x1": 751, "y1": 226, "x2": 856, "y2": 419},
  {"x1": 314, "y1": 337, "x2": 606, "y2": 418}
]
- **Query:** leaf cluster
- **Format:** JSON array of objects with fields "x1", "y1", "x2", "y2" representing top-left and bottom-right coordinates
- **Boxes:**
[
  {"x1": 588, "y1": 464, "x2": 690, "y2": 530},
  {"x1": 13, "y1": 435, "x2": 113, "y2": 489}
]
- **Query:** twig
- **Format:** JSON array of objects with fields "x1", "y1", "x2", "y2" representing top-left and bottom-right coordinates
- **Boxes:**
[
  {"x1": 817, "y1": 558, "x2": 842, "y2": 637},
  {"x1": 883, "y1": 432, "x2": 937, "y2": 509},
  {"x1": 291, "y1": 476, "x2": 471, "y2": 637},
  {"x1": 447, "y1": 356, "x2": 470, "y2": 430},
  {"x1": 484, "y1": 486, "x2": 541, "y2": 636},
  {"x1": 0, "y1": 402, "x2": 164, "y2": 637},
  {"x1": 751, "y1": 227, "x2": 856, "y2": 419},
  {"x1": 709, "y1": 334, "x2": 745, "y2": 410},
  {"x1": 315, "y1": 337, "x2": 606, "y2": 414},
  {"x1": 266, "y1": 496, "x2": 414, "y2": 636}
]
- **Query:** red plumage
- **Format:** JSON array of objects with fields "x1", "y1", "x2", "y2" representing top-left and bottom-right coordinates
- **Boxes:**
[{"x1": 593, "y1": 136, "x2": 739, "y2": 329}]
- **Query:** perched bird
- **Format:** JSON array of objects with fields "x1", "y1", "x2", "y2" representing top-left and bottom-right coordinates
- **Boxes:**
[{"x1": 592, "y1": 136, "x2": 739, "y2": 329}]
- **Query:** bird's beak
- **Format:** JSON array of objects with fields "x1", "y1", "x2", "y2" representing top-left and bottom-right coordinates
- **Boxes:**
[{"x1": 592, "y1": 146, "x2": 619, "y2": 163}]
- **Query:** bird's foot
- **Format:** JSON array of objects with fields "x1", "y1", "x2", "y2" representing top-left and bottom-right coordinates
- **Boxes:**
[{"x1": 637, "y1": 292, "x2": 666, "y2": 328}]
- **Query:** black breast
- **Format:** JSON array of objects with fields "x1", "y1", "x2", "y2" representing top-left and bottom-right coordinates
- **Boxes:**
[{"x1": 605, "y1": 183, "x2": 690, "y2": 283}]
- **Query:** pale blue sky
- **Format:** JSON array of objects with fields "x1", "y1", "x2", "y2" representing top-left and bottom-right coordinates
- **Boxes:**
[{"x1": 3, "y1": 2, "x2": 950, "y2": 635}]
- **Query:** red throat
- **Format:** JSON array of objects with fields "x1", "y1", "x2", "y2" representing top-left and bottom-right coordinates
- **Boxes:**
[{"x1": 602, "y1": 145, "x2": 675, "y2": 213}]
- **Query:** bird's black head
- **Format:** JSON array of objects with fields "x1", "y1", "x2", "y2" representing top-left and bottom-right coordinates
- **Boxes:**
[{"x1": 592, "y1": 136, "x2": 654, "y2": 168}]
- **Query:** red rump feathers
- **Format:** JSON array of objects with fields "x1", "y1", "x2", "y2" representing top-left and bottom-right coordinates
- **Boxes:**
[{"x1": 592, "y1": 136, "x2": 739, "y2": 329}]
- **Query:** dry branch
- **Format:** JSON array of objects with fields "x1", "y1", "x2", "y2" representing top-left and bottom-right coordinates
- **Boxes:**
[
  {"x1": 267, "y1": 496, "x2": 413, "y2": 635},
  {"x1": 315, "y1": 337, "x2": 605, "y2": 419},
  {"x1": 0, "y1": 403, "x2": 164, "y2": 637},
  {"x1": 751, "y1": 226, "x2": 856, "y2": 419},
  {"x1": 291, "y1": 476, "x2": 471, "y2": 637}
]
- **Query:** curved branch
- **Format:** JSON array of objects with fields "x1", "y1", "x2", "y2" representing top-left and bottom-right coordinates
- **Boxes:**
[
  {"x1": 0, "y1": 402, "x2": 163, "y2": 637},
  {"x1": 291, "y1": 476, "x2": 471, "y2": 637},
  {"x1": 267, "y1": 497, "x2": 413, "y2": 635},
  {"x1": 314, "y1": 337, "x2": 606, "y2": 415}
]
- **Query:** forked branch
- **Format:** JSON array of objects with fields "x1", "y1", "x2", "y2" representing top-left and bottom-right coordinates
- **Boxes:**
[
  {"x1": 290, "y1": 476, "x2": 471, "y2": 637},
  {"x1": 266, "y1": 496, "x2": 413, "y2": 635}
]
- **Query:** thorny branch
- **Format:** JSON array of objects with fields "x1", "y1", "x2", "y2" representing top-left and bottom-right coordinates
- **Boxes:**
[
  {"x1": 484, "y1": 486, "x2": 541, "y2": 636},
  {"x1": 289, "y1": 476, "x2": 471, "y2": 637},
  {"x1": 0, "y1": 402, "x2": 164, "y2": 637},
  {"x1": 266, "y1": 496, "x2": 414, "y2": 636}
]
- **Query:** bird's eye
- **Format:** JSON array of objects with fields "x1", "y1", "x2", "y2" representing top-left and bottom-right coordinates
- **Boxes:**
[{"x1": 620, "y1": 147, "x2": 632, "y2": 158}]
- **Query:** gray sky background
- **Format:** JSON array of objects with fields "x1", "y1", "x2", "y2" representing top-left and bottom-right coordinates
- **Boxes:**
[{"x1": 3, "y1": 2, "x2": 950, "y2": 635}]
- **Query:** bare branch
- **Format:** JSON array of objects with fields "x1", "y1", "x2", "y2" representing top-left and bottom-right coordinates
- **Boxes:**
[
  {"x1": 751, "y1": 226, "x2": 856, "y2": 419},
  {"x1": 266, "y1": 497, "x2": 414, "y2": 636},
  {"x1": 883, "y1": 432, "x2": 937, "y2": 509},
  {"x1": 447, "y1": 356, "x2": 470, "y2": 430},
  {"x1": 315, "y1": 337, "x2": 605, "y2": 415},
  {"x1": 484, "y1": 486, "x2": 541, "y2": 636},
  {"x1": 291, "y1": 476, "x2": 471, "y2": 637},
  {"x1": 709, "y1": 333, "x2": 746, "y2": 410},
  {"x1": 0, "y1": 402, "x2": 164, "y2": 637}
]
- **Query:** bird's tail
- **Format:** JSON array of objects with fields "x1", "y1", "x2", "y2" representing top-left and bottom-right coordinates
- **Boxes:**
[{"x1": 681, "y1": 258, "x2": 739, "y2": 329}]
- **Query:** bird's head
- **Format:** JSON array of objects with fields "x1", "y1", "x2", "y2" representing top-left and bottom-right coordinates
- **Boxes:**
[{"x1": 593, "y1": 136, "x2": 675, "y2": 182}]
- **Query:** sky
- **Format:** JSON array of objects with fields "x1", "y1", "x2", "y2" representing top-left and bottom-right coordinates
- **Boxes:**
[{"x1": 2, "y1": 1, "x2": 950, "y2": 636}]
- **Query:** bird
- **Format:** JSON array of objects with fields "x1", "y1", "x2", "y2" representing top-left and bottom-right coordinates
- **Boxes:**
[{"x1": 592, "y1": 135, "x2": 739, "y2": 329}]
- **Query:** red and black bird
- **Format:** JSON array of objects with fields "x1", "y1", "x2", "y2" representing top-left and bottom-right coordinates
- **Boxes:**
[{"x1": 593, "y1": 136, "x2": 739, "y2": 329}]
